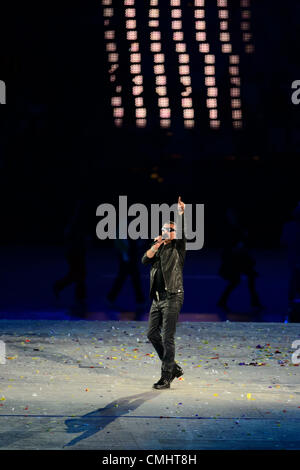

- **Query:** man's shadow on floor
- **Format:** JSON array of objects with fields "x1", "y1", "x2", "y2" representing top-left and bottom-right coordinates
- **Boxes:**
[{"x1": 63, "y1": 390, "x2": 161, "y2": 448}]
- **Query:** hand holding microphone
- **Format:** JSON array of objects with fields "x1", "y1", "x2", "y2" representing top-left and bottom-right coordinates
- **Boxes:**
[
  {"x1": 151, "y1": 235, "x2": 164, "y2": 254},
  {"x1": 153, "y1": 235, "x2": 164, "y2": 245}
]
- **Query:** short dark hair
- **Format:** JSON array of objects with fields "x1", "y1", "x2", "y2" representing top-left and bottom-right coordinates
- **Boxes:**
[{"x1": 163, "y1": 220, "x2": 176, "y2": 227}]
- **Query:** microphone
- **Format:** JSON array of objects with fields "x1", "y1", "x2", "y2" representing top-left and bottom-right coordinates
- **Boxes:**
[{"x1": 153, "y1": 234, "x2": 165, "y2": 244}]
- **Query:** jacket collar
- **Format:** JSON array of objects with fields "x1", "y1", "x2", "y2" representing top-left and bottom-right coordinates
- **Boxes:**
[{"x1": 161, "y1": 240, "x2": 174, "y2": 250}]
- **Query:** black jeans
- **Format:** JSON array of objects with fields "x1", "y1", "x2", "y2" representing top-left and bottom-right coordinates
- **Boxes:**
[{"x1": 147, "y1": 291, "x2": 184, "y2": 375}]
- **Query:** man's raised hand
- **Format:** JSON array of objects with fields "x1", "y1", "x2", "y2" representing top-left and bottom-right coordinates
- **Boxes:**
[{"x1": 178, "y1": 196, "x2": 185, "y2": 215}]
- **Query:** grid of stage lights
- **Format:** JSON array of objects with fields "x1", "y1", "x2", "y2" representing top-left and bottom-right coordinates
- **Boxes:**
[
  {"x1": 216, "y1": 0, "x2": 242, "y2": 129},
  {"x1": 171, "y1": 0, "x2": 195, "y2": 128},
  {"x1": 125, "y1": 0, "x2": 146, "y2": 128},
  {"x1": 102, "y1": 0, "x2": 254, "y2": 130},
  {"x1": 103, "y1": 0, "x2": 123, "y2": 127},
  {"x1": 149, "y1": 0, "x2": 171, "y2": 128},
  {"x1": 194, "y1": 0, "x2": 219, "y2": 129}
]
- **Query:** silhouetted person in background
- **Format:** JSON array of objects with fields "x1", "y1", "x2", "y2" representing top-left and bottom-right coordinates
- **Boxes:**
[
  {"x1": 106, "y1": 220, "x2": 146, "y2": 320},
  {"x1": 53, "y1": 199, "x2": 88, "y2": 316},
  {"x1": 217, "y1": 208, "x2": 263, "y2": 318},
  {"x1": 281, "y1": 202, "x2": 300, "y2": 322}
]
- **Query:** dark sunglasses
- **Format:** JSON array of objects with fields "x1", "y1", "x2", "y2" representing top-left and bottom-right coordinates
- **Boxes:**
[{"x1": 161, "y1": 227, "x2": 176, "y2": 233}]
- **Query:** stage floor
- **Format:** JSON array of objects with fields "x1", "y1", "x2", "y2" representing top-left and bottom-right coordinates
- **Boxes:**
[{"x1": 0, "y1": 320, "x2": 300, "y2": 450}]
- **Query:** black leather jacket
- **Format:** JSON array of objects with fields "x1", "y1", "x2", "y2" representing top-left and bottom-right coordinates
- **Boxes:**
[{"x1": 141, "y1": 214, "x2": 186, "y2": 298}]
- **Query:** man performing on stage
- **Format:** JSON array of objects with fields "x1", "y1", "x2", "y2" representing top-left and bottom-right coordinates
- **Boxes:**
[{"x1": 142, "y1": 196, "x2": 186, "y2": 389}]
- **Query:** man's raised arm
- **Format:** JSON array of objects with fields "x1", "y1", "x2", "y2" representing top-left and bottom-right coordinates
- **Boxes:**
[{"x1": 175, "y1": 196, "x2": 186, "y2": 252}]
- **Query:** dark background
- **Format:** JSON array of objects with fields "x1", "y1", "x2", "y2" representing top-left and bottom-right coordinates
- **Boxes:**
[{"x1": 0, "y1": 1, "x2": 299, "y2": 320}]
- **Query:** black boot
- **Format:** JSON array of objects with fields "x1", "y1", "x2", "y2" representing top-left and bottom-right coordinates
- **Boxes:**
[
  {"x1": 170, "y1": 363, "x2": 184, "y2": 382},
  {"x1": 152, "y1": 371, "x2": 172, "y2": 390}
]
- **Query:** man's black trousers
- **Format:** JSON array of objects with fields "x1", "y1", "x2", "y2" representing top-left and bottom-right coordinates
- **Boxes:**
[{"x1": 147, "y1": 291, "x2": 184, "y2": 375}]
